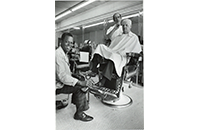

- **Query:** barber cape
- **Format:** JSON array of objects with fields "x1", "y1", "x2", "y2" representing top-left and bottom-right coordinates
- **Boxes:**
[{"x1": 92, "y1": 32, "x2": 141, "y2": 77}]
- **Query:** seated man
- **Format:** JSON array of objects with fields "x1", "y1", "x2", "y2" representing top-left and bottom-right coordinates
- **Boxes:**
[
  {"x1": 56, "y1": 33, "x2": 93, "y2": 122},
  {"x1": 89, "y1": 19, "x2": 142, "y2": 87}
]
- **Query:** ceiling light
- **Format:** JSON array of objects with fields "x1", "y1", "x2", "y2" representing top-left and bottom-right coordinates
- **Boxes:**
[
  {"x1": 71, "y1": 0, "x2": 96, "y2": 12},
  {"x1": 84, "y1": 21, "x2": 105, "y2": 28},
  {"x1": 122, "y1": 13, "x2": 139, "y2": 19},
  {"x1": 55, "y1": 0, "x2": 96, "y2": 21},
  {"x1": 55, "y1": 10, "x2": 72, "y2": 21},
  {"x1": 73, "y1": 27, "x2": 80, "y2": 30}
]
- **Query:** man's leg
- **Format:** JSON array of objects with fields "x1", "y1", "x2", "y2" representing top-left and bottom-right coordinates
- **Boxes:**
[
  {"x1": 89, "y1": 54, "x2": 103, "y2": 73},
  {"x1": 56, "y1": 85, "x2": 93, "y2": 121},
  {"x1": 101, "y1": 60, "x2": 115, "y2": 81},
  {"x1": 56, "y1": 85, "x2": 88, "y2": 111},
  {"x1": 93, "y1": 60, "x2": 115, "y2": 87}
]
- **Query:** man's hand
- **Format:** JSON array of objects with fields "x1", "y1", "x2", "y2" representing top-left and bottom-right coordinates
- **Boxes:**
[
  {"x1": 77, "y1": 80, "x2": 87, "y2": 86},
  {"x1": 77, "y1": 79, "x2": 94, "y2": 87},
  {"x1": 77, "y1": 79, "x2": 95, "y2": 92},
  {"x1": 86, "y1": 79, "x2": 95, "y2": 88}
]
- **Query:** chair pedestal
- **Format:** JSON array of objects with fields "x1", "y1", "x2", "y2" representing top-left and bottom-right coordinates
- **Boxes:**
[
  {"x1": 102, "y1": 90, "x2": 133, "y2": 108},
  {"x1": 88, "y1": 75, "x2": 133, "y2": 108}
]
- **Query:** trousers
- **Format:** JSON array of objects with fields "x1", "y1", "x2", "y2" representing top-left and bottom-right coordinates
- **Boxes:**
[
  {"x1": 90, "y1": 54, "x2": 115, "y2": 81},
  {"x1": 56, "y1": 85, "x2": 88, "y2": 114}
]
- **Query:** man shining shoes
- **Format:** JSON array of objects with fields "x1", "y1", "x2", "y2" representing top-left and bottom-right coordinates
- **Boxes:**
[{"x1": 56, "y1": 33, "x2": 94, "y2": 122}]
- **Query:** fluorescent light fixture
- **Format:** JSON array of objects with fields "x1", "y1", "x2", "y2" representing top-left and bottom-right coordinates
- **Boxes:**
[
  {"x1": 122, "y1": 13, "x2": 139, "y2": 19},
  {"x1": 73, "y1": 27, "x2": 80, "y2": 30},
  {"x1": 84, "y1": 21, "x2": 105, "y2": 28},
  {"x1": 56, "y1": 0, "x2": 96, "y2": 21},
  {"x1": 139, "y1": 11, "x2": 143, "y2": 16},
  {"x1": 108, "y1": 19, "x2": 113, "y2": 23},
  {"x1": 55, "y1": 10, "x2": 72, "y2": 21},
  {"x1": 71, "y1": 0, "x2": 96, "y2": 12}
]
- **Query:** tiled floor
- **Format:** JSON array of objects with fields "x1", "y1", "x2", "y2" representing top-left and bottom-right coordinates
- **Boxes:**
[{"x1": 56, "y1": 84, "x2": 143, "y2": 130}]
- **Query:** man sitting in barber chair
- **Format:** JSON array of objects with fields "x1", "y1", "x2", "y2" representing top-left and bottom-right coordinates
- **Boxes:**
[{"x1": 87, "y1": 19, "x2": 142, "y2": 99}]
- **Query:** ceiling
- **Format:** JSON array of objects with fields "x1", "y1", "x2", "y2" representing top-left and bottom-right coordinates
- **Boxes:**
[
  {"x1": 55, "y1": 0, "x2": 142, "y2": 16},
  {"x1": 55, "y1": 0, "x2": 143, "y2": 35},
  {"x1": 55, "y1": 1, "x2": 80, "y2": 16},
  {"x1": 55, "y1": 0, "x2": 112, "y2": 23}
]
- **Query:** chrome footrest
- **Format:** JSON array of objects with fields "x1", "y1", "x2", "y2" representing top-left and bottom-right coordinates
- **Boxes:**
[{"x1": 89, "y1": 85, "x2": 119, "y2": 101}]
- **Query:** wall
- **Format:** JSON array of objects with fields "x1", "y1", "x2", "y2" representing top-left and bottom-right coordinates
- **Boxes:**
[
  {"x1": 56, "y1": 2, "x2": 142, "y2": 32},
  {"x1": 73, "y1": 21, "x2": 143, "y2": 46},
  {"x1": 55, "y1": 18, "x2": 143, "y2": 47},
  {"x1": 55, "y1": 32, "x2": 62, "y2": 48}
]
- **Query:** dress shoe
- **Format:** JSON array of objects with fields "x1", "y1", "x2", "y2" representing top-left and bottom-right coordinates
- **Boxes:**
[
  {"x1": 81, "y1": 87, "x2": 89, "y2": 92},
  {"x1": 87, "y1": 71, "x2": 97, "y2": 77},
  {"x1": 74, "y1": 112, "x2": 93, "y2": 122}
]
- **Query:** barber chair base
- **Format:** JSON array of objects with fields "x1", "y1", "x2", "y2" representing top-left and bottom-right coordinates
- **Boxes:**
[{"x1": 102, "y1": 94, "x2": 133, "y2": 108}]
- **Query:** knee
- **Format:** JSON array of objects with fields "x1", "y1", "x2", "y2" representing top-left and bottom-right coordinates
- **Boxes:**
[
  {"x1": 55, "y1": 89, "x2": 60, "y2": 95},
  {"x1": 73, "y1": 85, "x2": 83, "y2": 93}
]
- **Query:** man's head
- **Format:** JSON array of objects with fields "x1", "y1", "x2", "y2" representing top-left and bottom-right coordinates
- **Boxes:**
[
  {"x1": 121, "y1": 19, "x2": 132, "y2": 34},
  {"x1": 61, "y1": 33, "x2": 74, "y2": 54},
  {"x1": 113, "y1": 13, "x2": 122, "y2": 24}
]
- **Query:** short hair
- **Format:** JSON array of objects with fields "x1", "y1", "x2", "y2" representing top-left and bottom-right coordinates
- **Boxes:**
[
  {"x1": 121, "y1": 19, "x2": 132, "y2": 27},
  {"x1": 61, "y1": 32, "x2": 73, "y2": 42},
  {"x1": 113, "y1": 13, "x2": 122, "y2": 20}
]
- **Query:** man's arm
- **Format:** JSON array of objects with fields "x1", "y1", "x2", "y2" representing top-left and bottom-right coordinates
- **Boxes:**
[
  {"x1": 106, "y1": 24, "x2": 120, "y2": 40},
  {"x1": 56, "y1": 55, "x2": 93, "y2": 88},
  {"x1": 56, "y1": 56, "x2": 78, "y2": 86}
]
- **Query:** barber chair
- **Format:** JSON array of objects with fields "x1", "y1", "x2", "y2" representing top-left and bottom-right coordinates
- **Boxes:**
[
  {"x1": 88, "y1": 52, "x2": 142, "y2": 108},
  {"x1": 123, "y1": 52, "x2": 143, "y2": 88}
]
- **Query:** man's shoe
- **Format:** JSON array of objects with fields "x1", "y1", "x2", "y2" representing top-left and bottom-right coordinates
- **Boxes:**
[
  {"x1": 87, "y1": 71, "x2": 97, "y2": 77},
  {"x1": 74, "y1": 112, "x2": 93, "y2": 122},
  {"x1": 81, "y1": 87, "x2": 89, "y2": 92}
]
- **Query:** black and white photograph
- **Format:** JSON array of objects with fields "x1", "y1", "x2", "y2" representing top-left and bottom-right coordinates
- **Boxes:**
[
  {"x1": 55, "y1": 0, "x2": 144, "y2": 130},
  {"x1": 2, "y1": 0, "x2": 200, "y2": 130}
]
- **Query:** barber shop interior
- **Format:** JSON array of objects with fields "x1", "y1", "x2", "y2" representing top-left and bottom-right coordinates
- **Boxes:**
[{"x1": 55, "y1": 0, "x2": 143, "y2": 129}]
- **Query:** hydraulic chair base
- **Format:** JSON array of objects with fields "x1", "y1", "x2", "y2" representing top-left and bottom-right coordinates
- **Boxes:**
[
  {"x1": 89, "y1": 86, "x2": 133, "y2": 108},
  {"x1": 88, "y1": 74, "x2": 133, "y2": 108},
  {"x1": 102, "y1": 92, "x2": 133, "y2": 108}
]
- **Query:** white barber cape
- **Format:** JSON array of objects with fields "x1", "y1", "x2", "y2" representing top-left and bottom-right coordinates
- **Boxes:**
[{"x1": 92, "y1": 32, "x2": 141, "y2": 77}]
